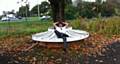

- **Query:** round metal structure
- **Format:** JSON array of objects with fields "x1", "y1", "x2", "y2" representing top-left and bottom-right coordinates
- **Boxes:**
[{"x1": 32, "y1": 27, "x2": 89, "y2": 42}]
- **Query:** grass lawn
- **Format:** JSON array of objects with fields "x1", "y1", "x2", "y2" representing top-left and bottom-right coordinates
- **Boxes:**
[
  {"x1": 0, "y1": 16, "x2": 120, "y2": 38},
  {"x1": 0, "y1": 17, "x2": 53, "y2": 38}
]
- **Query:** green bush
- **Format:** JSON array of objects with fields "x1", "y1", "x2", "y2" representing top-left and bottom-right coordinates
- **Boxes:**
[{"x1": 70, "y1": 16, "x2": 120, "y2": 36}]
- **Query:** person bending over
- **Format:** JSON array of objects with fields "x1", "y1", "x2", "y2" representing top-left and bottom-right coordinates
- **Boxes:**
[{"x1": 53, "y1": 21, "x2": 69, "y2": 50}]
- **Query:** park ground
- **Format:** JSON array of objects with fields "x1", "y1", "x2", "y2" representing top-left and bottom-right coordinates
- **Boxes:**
[{"x1": 0, "y1": 16, "x2": 120, "y2": 64}]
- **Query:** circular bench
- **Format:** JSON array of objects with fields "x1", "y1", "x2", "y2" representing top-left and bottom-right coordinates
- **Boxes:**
[{"x1": 32, "y1": 27, "x2": 89, "y2": 42}]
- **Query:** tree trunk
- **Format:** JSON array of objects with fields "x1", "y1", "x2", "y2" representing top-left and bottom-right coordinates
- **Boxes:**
[{"x1": 49, "y1": 0, "x2": 65, "y2": 22}]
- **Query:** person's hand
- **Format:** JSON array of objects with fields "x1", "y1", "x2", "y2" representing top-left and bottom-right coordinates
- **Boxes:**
[{"x1": 64, "y1": 22, "x2": 69, "y2": 28}]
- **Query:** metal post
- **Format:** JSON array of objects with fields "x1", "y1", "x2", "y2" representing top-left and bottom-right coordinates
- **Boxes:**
[
  {"x1": 38, "y1": 0, "x2": 40, "y2": 19},
  {"x1": 25, "y1": 0, "x2": 28, "y2": 21}
]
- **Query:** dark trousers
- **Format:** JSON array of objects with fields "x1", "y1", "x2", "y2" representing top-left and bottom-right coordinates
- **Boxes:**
[{"x1": 54, "y1": 30, "x2": 69, "y2": 49}]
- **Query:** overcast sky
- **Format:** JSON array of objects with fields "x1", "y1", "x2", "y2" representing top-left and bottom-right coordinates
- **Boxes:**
[
  {"x1": 0, "y1": 0, "x2": 46, "y2": 15},
  {"x1": 0, "y1": 0, "x2": 97, "y2": 15}
]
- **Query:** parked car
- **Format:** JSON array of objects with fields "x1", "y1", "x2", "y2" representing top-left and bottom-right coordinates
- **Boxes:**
[
  {"x1": 1, "y1": 17, "x2": 9, "y2": 21},
  {"x1": 1, "y1": 17, "x2": 18, "y2": 21},
  {"x1": 9, "y1": 17, "x2": 18, "y2": 21},
  {"x1": 16, "y1": 16, "x2": 22, "y2": 19},
  {"x1": 1, "y1": 14, "x2": 19, "y2": 21},
  {"x1": 40, "y1": 16, "x2": 51, "y2": 20}
]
